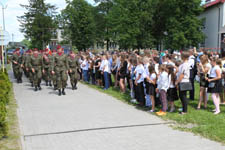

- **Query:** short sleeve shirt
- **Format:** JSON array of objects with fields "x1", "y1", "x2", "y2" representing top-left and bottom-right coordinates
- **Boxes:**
[{"x1": 177, "y1": 62, "x2": 190, "y2": 83}]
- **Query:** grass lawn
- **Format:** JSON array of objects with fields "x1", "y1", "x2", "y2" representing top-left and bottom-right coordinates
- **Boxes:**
[
  {"x1": 83, "y1": 82, "x2": 225, "y2": 144},
  {"x1": 0, "y1": 67, "x2": 21, "y2": 150}
]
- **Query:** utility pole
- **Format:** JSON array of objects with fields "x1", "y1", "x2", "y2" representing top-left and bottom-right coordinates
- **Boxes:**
[
  {"x1": 0, "y1": 2, "x2": 7, "y2": 30},
  {"x1": 12, "y1": 33, "x2": 14, "y2": 45}
]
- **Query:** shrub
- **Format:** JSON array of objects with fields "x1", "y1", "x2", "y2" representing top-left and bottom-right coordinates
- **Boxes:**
[{"x1": 0, "y1": 69, "x2": 11, "y2": 138}]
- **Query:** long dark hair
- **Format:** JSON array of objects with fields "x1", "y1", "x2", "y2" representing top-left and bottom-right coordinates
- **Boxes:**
[{"x1": 168, "y1": 65, "x2": 176, "y2": 85}]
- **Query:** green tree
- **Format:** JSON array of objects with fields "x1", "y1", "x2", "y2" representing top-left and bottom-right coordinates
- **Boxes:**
[
  {"x1": 153, "y1": 0, "x2": 205, "y2": 50},
  {"x1": 62, "y1": 0, "x2": 96, "y2": 51},
  {"x1": 94, "y1": 0, "x2": 114, "y2": 51},
  {"x1": 18, "y1": 0, "x2": 57, "y2": 49},
  {"x1": 108, "y1": 0, "x2": 155, "y2": 50},
  {"x1": 21, "y1": 39, "x2": 32, "y2": 49}
]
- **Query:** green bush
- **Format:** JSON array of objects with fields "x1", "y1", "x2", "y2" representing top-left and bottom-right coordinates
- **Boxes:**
[{"x1": 0, "y1": 69, "x2": 11, "y2": 138}]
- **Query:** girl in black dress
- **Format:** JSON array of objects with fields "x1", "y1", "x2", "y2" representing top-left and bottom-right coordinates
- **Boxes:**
[
  {"x1": 118, "y1": 54, "x2": 128, "y2": 93},
  {"x1": 167, "y1": 65, "x2": 179, "y2": 112}
]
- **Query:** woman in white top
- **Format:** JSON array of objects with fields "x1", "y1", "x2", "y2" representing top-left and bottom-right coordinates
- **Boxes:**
[
  {"x1": 82, "y1": 56, "x2": 89, "y2": 82},
  {"x1": 156, "y1": 64, "x2": 169, "y2": 116},
  {"x1": 175, "y1": 51, "x2": 190, "y2": 115},
  {"x1": 102, "y1": 55, "x2": 110, "y2": 90},
  {"x1": 197, "y1": 55, "x2": 211, "y2": 110},
  {"x1": 206, "y1": 57, "x2": 222, "y2": 115},
  {"x1": 134, "y1": 57, "x2": 145, "y2": 106}
]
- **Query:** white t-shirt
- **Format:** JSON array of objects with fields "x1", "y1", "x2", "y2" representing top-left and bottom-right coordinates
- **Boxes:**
[
  {"x1": 205, "y1": 63, "x2": 212, "y2": 75},
  {"x1": 157, "y1": 71, "x2": 169, "y2": 91},
  {"x1": 99, "y1": 60, "x2": 105, "y2": 71},
  {"x1": 177, "y1": 62, "x2": 190, "y2": 83},
  {"x1": 103, "y1": 60, "x2": 110, "y2": 73},
  {"x1": 135, "y1": 64, "x2": 145, "y2": 83},
  {"x1": 155, "y1": 63, "x2": 159, "y2": 74},
  {"x1": 150, "y1": 73, "x2": 157, "y2": 81},
  {"x1": 82, "y1": 60, "x2": 89, "y2": 71},
  {"x1": 209, "y1": 65, "x2": 222, "y2": 78},
  {"x1": 144, "y1": 63, "x2": 150, "y2": 77}
]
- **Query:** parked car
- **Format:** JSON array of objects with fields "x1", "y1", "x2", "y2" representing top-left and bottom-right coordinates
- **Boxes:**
[{"x1": 7, "y1": 49, "x2": 15, "y2": 56}]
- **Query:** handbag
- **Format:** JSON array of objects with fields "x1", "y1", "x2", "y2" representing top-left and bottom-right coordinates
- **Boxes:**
[
  {"x1": 179, "y1": 82, "x2": 193, "y2": 91},
  {"x1": 208, "y1": 82, "x2": 216, "y2": 88}
]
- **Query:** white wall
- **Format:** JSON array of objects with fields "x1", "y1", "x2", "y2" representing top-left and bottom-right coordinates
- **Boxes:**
[{"x1": 199, "y1": 3, "x2": 224, "y2": 49}]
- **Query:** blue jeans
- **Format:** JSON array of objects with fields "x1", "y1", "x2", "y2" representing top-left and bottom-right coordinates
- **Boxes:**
[
  {"x1": 83, "y1": 70, "x2": 89, "y2": 82},
  {"x1": 104, "y1": 72, "x2": 110, "y2": 89}
]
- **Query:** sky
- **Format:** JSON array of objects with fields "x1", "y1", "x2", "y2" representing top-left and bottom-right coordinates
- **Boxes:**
[{"x1": 0, "y1": 0, "x2": 95, "y2": 42}]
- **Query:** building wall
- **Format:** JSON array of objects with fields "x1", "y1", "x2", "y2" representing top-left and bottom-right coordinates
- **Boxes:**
[{"x1": 199, "y1": 3, "x2": 224, "y2": 49}]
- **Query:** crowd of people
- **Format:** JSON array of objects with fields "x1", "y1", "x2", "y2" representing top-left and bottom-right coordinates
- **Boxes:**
[{"x1": 11, "y1": 46, "x2": 225, "y2": 115}]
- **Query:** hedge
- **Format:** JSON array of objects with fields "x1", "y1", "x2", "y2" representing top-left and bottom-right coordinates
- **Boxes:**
[{"x1": 0, "y1": 69, "x2": 11, "y2": 138}]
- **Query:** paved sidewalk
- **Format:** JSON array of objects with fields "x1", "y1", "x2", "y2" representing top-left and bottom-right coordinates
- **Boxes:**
[{"x1": 10, "y1": 70, "x2": 225, "y2": 150}]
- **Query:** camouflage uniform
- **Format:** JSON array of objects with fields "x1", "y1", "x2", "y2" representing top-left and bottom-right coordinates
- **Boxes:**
[
  {"x1": 29, "y1": 52, "x2": 43, "y2": 91},
  {"x1": 52, "y1": 52, "x2": 69, "y2": 96},
  {"x1": 43, "y1": 54, "x2": 52, "y2": 86},
  {"x1": 68, "y1": 55, "x2": 80, "y2": 90},
  {"x1": 12, "y1": 52, "x2": 24, "y2": 83}
]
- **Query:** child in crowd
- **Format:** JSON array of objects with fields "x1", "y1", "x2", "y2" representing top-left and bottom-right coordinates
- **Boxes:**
[{"x1": 156, "y1": 64, "x2": 169, "y2": 116}]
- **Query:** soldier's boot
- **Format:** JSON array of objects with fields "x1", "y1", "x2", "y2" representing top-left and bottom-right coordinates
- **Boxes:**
[
  {"x1": 62, "y1": 88, "x2": 66, "y2": 95},
  {"x1": 38, "y1": 83, "x2": 42, "y2": 90},
  {"x1": 49, "y1": 81, "x2": 52, "y2": 87},
  {"x1": 46, "y1": 81, "x2": 48, "y2": 86},
  {"x1": 74, "y1": 80, "x2": 78, "y2": 90},
  {"x1": 17, "y1": 78, "x2": 20, "y2": 83},
  {"x1": 58, "y1": 89, "x2": 62, "y2": 96},
  {"x1": 54, "y1": 85, "x2": 57, "y2": 90},
  {"x1": 20, "y1": 77, "x2": 23, "y2": 83},
  {"x1": 31, "y1": 82, "x2": 34, "y2": 87},
  {"x1": 71, "y1": 83, "x2": 74, "y2": 90},
  {"x1": 34, "y1": 86, "x2": 38, "y2": 92}
]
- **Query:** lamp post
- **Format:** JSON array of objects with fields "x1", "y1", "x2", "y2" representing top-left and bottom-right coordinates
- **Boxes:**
[{"x1": 0, "y1": 2, "x2": 7, "y2": 30}]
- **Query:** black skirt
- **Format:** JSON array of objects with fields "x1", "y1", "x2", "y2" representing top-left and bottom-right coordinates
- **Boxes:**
[
  {"x1": 208, "y1": 79, "x2": 223, "y2": 93},
  {"x1": 149, "y1": 83, "x2": 156, "y2": 96},
  {"x1": 96, "y1": 70, "x2": 101, "y2": 80},
  {"x1": 167, "y1": 87, "x2": 179, "y2": 101},
  {"x1": 200, "y1": 73, "x2": 208, "y2": 88}
]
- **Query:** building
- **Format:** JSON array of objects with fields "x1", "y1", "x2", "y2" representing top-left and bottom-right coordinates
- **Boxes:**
[
  {"x1": 199, "y1": 0, "x2": 225, "y2": 53},
  {"x1": 49, "y1": 29, "x2": 64, "y2": 49}
]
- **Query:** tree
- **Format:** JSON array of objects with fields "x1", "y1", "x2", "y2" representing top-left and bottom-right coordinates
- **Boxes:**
[
  {"x1": 21, "y1": 39, "x2": 32, "y2": 49},
  {"x1": 108, "y1": 0, "x2": 155, "y2": 50},
  {"x1": 62, "y1": 0, "x2": 96, "y2": 51},
  {"x1": 164, "y1": 0, "x2": 205, "y2": 50},
  {"x1": 152, "y1": 0, "x2": 205, "y2": 50},
  {"x1": 94, "y1": 0, "x2": 114, "y2": 51},
  {"x1": 18, "y1": 0, "x2": 57, "y2": 49}
]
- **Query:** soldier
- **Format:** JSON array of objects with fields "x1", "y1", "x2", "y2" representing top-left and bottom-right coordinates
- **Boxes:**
[
  {"x1": 42, "y1": 48, "x2": 52, "y2": 86},
  {"x1": 68, "y1": 51, "x2": 79, "y2": 90},
  {"x1": 23, "y1": 50, "x2": 30, "y2": 78},
  {"x1": 12, "y1": 48, "x2": 24, "y2": 83},
  {"x1": 51, "y1": 49, "x2": 57, "y2": 90},
  {"x1": 27, "y1": 50, "x2": 34, "y2": 87},
  {"x1": 52, "y1": 45, "x2": 69, "y2": 96},
  {"x1": 29, "y1": 49, "x2": 43, "y2": 91}
]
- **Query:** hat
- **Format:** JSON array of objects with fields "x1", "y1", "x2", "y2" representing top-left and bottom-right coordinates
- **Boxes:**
[
  {"x1": 16, "y1": 48, "x2": 20, "y2": 51},
  {"x1": 34, "y1": 48, "x2": 38, "y2": 51},
  {"x1": 57, "y1": 45, "x2": 62, "y2": 49},
  {"x1": 52, "y1": 49, "x2": 57, "y2": 53}
]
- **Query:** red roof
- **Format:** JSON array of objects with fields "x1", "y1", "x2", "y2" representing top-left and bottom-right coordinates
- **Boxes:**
[{"x1": 204, "y1": 0, "x2": 225, "y2": 9}]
